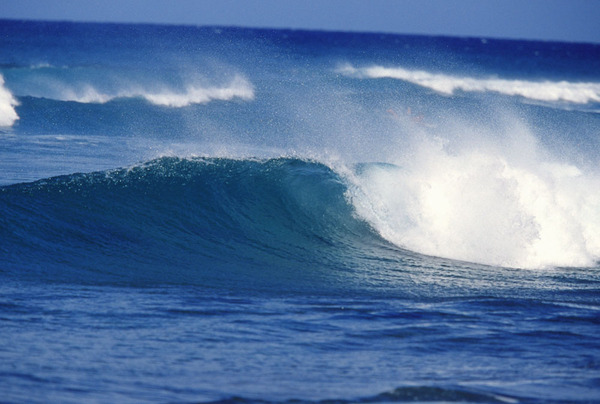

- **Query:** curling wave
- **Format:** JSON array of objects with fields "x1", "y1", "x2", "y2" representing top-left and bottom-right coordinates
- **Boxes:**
[
  {"x1": 1, "y1": 154, "x2": 599, "y2": 277},
  {"x1": 0, "y1": 157, "x2": 379, "y2": 285}
]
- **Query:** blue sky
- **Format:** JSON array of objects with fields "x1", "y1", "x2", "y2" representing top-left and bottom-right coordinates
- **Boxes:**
[{"x1": 1, "y1": 0, "x2": 599, "y2": 43}]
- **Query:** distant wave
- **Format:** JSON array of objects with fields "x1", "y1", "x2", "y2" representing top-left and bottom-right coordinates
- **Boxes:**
[
  {"x1": 38, "y1": 75, "x2": 255, "y2": 107},
  {"x1": 339, "y1": 65, "x2": 600, "y2": 104},
  {"x1": 29, "y1": 63, "x2": 56, "y2": 69},
  {"x1": 0, "y1": 75, "x2": 19, "y2": 126},
  {"x1": 143, "y1": 75, "x2": 255, "y2": 107}
]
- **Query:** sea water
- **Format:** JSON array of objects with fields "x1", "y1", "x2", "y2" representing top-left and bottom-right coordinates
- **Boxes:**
[{"x1": 1, "y1": 20, "x2": 599, "y2": 403}]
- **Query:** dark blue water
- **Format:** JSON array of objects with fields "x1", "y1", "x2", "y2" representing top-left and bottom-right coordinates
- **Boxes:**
[{"x1": 1, "y1": 20, "x2": 600, "y2": 403}]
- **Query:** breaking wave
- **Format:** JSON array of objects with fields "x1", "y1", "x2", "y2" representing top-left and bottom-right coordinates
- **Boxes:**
[
  {"x1": 340, "y1": 64, "x2": 600, "y2": 104},
  {"x1": 347, "y1": 133, "x2": 600, "y2": 269},
  {"x1": 1, "y1": 154, "x2": 599, "y2": 275},
  {"x1": 49, "y1": 74, "x2": 255, "y2": 106},
  {"x1": 0, "y1": 74, "x2": 19, "y2": 126}
]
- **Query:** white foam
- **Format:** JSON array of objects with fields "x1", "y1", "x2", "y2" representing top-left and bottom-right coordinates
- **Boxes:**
[
  {"x1": 340, "y1": 65, "x2": 600, "y2": 104},
  {"x1": 51, "y1": 75, "x2": 255, "y2": 107},
  {"x1": 345, "y1": 125, "x2": 600, "y2": 269},
  {"x1": 59, "y1": 85, "x2": 114, "y2": 104},
  {"x1": 0, "y1": 75, "x2": 19, "y2": 126}
]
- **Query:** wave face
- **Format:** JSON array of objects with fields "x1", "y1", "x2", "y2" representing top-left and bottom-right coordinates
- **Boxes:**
[{"x1": 0, "y1": 157, "x2": 388, "y2": 288}]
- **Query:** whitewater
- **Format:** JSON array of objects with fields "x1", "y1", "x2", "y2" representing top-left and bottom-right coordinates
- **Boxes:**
[{"x1": 1, "y1": 20, "x2": 599, "y2": 404}]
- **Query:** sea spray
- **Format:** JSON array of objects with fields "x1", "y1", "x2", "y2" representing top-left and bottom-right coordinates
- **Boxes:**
[
  {"x1": 0, "y1": 75, "x2": 19, "y2": 126},
  {"x1": 345, "y1": 117, "x2": 600, "y2": 268}
]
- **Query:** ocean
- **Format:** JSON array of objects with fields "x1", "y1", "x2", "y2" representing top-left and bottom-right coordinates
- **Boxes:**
[{"x1": 1, "y1": 19, "x2": 599, "y2": 403}]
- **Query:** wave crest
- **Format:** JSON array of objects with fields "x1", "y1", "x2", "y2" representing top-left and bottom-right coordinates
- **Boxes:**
[
  {"x1": 340, "y1": 65, "x2": 600, "y2": 104},
  {"x1": 30, "y1": 74, "x2": 255, "y2": 107}
]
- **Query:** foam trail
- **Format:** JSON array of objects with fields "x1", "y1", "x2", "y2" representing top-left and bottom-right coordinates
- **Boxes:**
[
  {"x1": 0, "y1": 75, "x2": 19, "y2": 126},
  {"x1": 49, "y1": 75, "x2": 254, "y2": 106},
  {"x1": 346, "y1": 127, "x2": 600, "y2": 269},
  {"x1": 340, "y1": 65, "x2": 600, "y2": 104}
]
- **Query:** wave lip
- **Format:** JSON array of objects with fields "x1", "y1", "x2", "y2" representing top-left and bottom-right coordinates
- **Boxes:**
[
  {"x1": 0, "y1": 75, "x2": 19, "y2": 126},
  {"x1": 340, "y1": 64, "x2": 600, "y2": 104}
]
